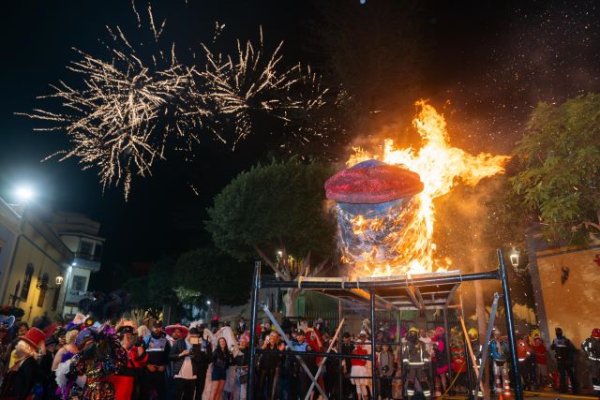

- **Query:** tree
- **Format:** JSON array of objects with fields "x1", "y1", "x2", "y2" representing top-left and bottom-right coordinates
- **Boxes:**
[
  {"x1": 205, "y1": 158, "x2": 337, "y2": 315},
  {"x1": 173, "y1": 248, "x2": 253, "y2": 306},
  {"x1": 509, "y1": 93, "x2": 600, "y2": 242},
  {"x1": 122, "y1": 257, "x2": 178, "y2": 318}
]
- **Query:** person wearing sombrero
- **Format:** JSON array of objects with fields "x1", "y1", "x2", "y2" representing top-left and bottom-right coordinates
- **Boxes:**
[
  {"x1": 115, "y1": 319, "x2": 147, "y2": 400},
  {"x1": 0, "y1": 327, "x2": 45, "y2": 400},
  {"x1": 168, "y1": 324, "x2": 202, "y2": 399}
]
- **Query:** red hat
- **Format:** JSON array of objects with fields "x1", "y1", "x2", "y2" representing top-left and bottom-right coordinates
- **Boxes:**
[
  {"x1": 20, "y1": 327, "x2": 46, "y2": 349},
  {"x1": 592, "y1": 328, "x2": 600, "y2": 339},
  {"x1": 165, "y1": 324, "x2": 189, "y2": 339}
]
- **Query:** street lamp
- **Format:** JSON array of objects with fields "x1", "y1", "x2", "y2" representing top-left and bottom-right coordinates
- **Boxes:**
[
  {"x1": 15, "y1": 185, "x2": 35, "y2": 203},
  {"x1": 509, "y1": 247, "x2": 520, "y2": 268}
]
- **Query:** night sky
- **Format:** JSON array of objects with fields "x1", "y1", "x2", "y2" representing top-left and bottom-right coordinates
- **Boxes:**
[{"x1": 2, "y1": 0, "x2": 599, "y2": 290}]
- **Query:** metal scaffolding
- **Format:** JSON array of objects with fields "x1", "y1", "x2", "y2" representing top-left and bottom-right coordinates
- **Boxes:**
[{"x1": 247, "y1": 249, "x2": 522, "y2": 400}]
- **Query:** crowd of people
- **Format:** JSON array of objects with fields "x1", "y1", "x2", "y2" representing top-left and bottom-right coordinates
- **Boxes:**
[{"x1": 0, "y1": 307, "x2": 599, "y2": 400}]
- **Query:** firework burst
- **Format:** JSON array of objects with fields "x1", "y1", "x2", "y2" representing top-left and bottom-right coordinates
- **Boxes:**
[{"x1": 20, "y1": 4, "x2": 332, "y2": 199}]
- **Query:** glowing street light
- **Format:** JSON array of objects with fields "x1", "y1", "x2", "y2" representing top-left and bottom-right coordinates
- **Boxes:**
[
  {"x1": 509, "y1": 247, "x2": 520, "y2": 268},
  {"x1": 206, "y1": 300, "x2": 211, "y2": 306},
  {"x1": 15, "y1": 185, "x2": 35, "y2": 202}
]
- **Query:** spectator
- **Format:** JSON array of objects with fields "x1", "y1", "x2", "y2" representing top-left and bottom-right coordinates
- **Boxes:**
[
  {"x1": 211, "y1": 337, "x2": 233, "y2": 400},
  {"x1": 143, "y1": 321, "x2": 170, "y2": 400},
  {"x1": 192, "y1": 326, "x2": 212, "y2": 399},
  {"x1": 341, "y1": 332, "x2": 355, "y2": 399},
  {"x1": 118, "y1": 320, "x2": 148, "y2": 400},
  {"x1": 257, "y1": 332, "x2": 281, "y2": 400},
  {"x1": 351, "y1": 330, "x2": 371, "y2": 400},
  {"x1": 551, "y1": 327, "x2": 578, "y2": 393},
  {"x1": 0, "y1": 327, "x2": 45, "y2": 399},
  {"x1": 233, "y1": 333, "x2": 251, "y2": 400},
  {"x1": 378, "y1": 343, "x2": 394, "y2": 400},
  {"x1": 531, "y1": 334, "x2": 548, "y2": 389},
  {"x1": 169, "y1": 324, "x2": 198, "y2": 400}
]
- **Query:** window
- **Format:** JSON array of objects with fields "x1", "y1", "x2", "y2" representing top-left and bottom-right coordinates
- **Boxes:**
[
  {"x1": 21, "y1": 263, "x2": 34, "y2": 300},
  {"x1": 93, "y1": 243, "x2": 103, "y2": 259},
  {"x1": 79, "y1": 240, "x2": 94, "y2": 257},
  {"x1": 72, "y1": 275, "x2": 87, "y2": 292},
  {"x1": 37, "y1": 273, "x2": 49, "y2": 307}
]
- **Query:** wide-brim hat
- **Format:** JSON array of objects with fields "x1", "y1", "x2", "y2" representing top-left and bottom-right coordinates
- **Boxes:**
[
  {"x1": 165, "y1": 324, "x2": 189, "y2": 338},
  {"x1": 20, "y1": 327, "x2": 46, "y2": 349}
]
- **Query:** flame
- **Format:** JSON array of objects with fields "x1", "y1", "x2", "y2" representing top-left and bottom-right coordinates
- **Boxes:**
[{"x1": 344, "y1": 101, "x2": 510, "y2": 277}]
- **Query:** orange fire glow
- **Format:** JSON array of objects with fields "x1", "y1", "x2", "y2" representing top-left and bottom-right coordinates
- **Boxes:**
[{"x1": 345, "y1": 101, "x2": 510, "y2": 277}]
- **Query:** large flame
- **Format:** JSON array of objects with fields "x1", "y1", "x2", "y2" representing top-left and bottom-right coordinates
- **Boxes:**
[{"x1": 345, "y1": 101, "x2": 510, "y2": 277}]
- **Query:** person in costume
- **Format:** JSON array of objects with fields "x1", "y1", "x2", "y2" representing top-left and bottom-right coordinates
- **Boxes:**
[
  {"x1": 53, "y1": 329, "x2": 80, "y2": 399},
  {"x1": 529, "y1": 331, "x2": 547, "y2": 389},
  {"x1": 117, "y1": 319, "x2": 148, "y2": 400},
  {"x1": 66, "y1": 326, "x2": 128, "y2": 400},
  {"x1": 450, "y1": 330, "x2": 467, "y2": 394},
  {"x1": 0, "y1": 327, "x2": 45, "y2": 400},
  {"x1": 431, "y1": 326, "x2": 449, "y2": 396},
  {"x1": 582, "y1": 328, "x2": 600, "y2": 396},
  {"x1": 402, "y1": 326, "x2": 431, "y2": 400},
  {"x1": 64, "y1": 289, "x2": 132, "y2": 400},
  {"x1": 351, "y1": 330, "x2": 372, "y2": 400}
]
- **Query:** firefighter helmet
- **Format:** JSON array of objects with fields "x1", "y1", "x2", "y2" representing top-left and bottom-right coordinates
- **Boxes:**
[
  {"x1": 592, "y1": 328, "x2": 600, "y2": 339},
  {"x1": 409, "y1": 326, "x2": 419, "y2": 334},
  {"x1": 468, "y1": 328, "x2": 479, "y2": 341}
]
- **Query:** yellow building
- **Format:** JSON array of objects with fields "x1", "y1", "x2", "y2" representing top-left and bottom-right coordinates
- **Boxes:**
[{"x1": 0, "y1": 198, "x2": 72, "y2": 324}]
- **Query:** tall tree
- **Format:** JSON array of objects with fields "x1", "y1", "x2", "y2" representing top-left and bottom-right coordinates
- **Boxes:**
[
  {"x1": 205, "y1": 158, "x2": 337, "y2": 315},
  {"x1": 174, "y1": 248, "x2": 253, "y2": 306},
  {"x1": 509, "y1": 93, "x2": 600, "y2": 242}
]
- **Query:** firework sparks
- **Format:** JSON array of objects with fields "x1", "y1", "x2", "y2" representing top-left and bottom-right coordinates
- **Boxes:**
[
  {"x1": 20, "y1": 4, "x2": 331, "y2": 199},
  {"x1": 200, "y1": 27, "x2": 329, "y2": 147}
]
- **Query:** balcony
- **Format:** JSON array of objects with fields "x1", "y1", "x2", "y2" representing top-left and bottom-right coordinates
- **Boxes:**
[
  {"x1": 65, "y1": 289, "x2": 94, "y2": 305},
  {"x1": 72, "y1": 252, "x2": 102, "y2": 272}
]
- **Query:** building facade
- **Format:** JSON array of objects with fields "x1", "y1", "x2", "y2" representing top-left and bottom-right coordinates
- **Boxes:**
[
  {"x1": 0, "y1": 198, "x2": 105, "y2": 322},
  {"x1": 47, "y1": 212, "x2": 104, "y2": 317},
  {"x1": 0, "y1": 199, "x2": 72, "y2": 323}
]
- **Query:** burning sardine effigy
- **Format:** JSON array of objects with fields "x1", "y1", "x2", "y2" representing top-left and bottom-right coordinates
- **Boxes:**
[{"x1": 325, "y1": 159, "x2": 424, "y2": 277}]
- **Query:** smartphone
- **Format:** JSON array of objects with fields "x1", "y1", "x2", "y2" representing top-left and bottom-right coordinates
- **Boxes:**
[{"x1": 189, "y1": 336, "x2": 200, "y2": 345}]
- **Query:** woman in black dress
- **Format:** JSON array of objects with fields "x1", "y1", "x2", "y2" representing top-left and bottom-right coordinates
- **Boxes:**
[{"x1": 211, "y1": 337, "x2": 233, "y2": 400}]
